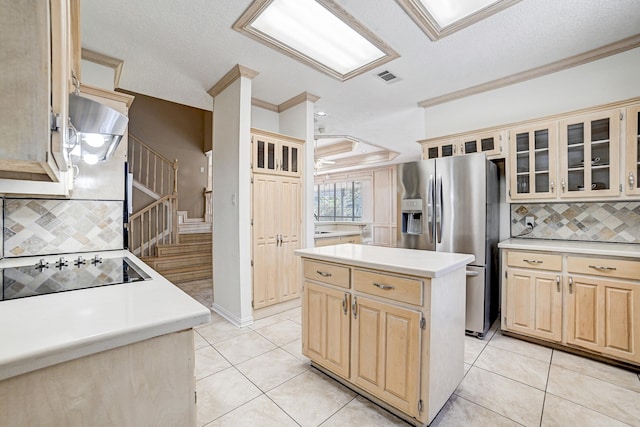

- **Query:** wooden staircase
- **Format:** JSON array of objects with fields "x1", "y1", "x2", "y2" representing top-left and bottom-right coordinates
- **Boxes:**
[
  {"x1": 142, "y1": 232, "x2": 212, "y2": 283},
  {"x1": 128, "y1": 133, "x2": 213, "y2": 283}
]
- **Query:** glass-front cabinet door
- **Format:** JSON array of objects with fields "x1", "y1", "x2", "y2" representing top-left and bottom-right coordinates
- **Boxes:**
[
  {"x1": 253, "y1": 134, "x2": 278, "y2": 174},
  {"x1": 509, "y1": 122, "x2": 557, "y2": 200},
  {"x1": 421, "y1": 139, "x2": 459, "y2": 159},
  {"x1": 460, "y1": 130, "x2": 503, "y2": 158},
  {"x1": 625, "y1": 105, "x2": 640, "y2": 196},
  {"x1": 559, "y1": 110, "x2": 620, "y2": 198}
]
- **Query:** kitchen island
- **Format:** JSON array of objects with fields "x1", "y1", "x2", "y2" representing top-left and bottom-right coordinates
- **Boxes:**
[
  {"x1": 0, "y1": 250, "x2": 210, "y2": 426},
  {"x1": 295, "y1": 244, "x2": 474, "y2": 426}
]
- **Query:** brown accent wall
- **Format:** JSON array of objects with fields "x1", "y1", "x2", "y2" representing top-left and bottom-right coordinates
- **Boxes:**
[{"x1": 121, "y1": 90, "x2": 212, "y2": 219}]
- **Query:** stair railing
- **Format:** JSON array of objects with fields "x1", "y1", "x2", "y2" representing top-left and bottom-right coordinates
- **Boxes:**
[
  {"x1": 128, "y1": 194, "x2": 178, "y2": 257},
  {"x1": 128, "y1": 133, "x2": 179, "y2": 256},
  {"x1": 128, "y1": 133, "x2": 178, "y2": 197}
]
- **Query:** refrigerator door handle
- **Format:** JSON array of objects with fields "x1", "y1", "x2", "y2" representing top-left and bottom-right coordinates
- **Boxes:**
[
  {"x1": 427, "y1": 174, "x2": 434, "y2": 243},
  {"x1": 436, "y1": 175, "x2": 443, "y2": 244}
]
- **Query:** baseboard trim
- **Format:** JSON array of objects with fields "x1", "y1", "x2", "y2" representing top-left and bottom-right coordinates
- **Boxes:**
[{"x1": 211, "y1": 302, "x2": 254, "y2": 328}]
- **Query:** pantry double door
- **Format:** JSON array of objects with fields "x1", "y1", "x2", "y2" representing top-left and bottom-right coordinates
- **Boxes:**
[{"x1": 252, "y1": 174, "x2": 301, "y2": 309}]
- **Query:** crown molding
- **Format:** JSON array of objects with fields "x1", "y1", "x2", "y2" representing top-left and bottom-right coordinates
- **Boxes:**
[
  {"x1": 418, "y1": 34, "x2": 640, "y2": 109},
  {"x1": 81, "y1": 48, "x2": 124, "y2": 88},
  {"x1": 207, "y1": 64, "x2": 259, "y2": 98}
]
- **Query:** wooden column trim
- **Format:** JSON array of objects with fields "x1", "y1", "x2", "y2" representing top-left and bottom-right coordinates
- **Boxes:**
[{"x1": 207, "y1": 64, "x2": 259, "y2": 98}]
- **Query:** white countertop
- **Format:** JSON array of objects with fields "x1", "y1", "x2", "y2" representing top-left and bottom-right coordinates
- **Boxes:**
[
  {"x1": 0, "y1": 250, "x2": 211, "y2": 381},
  {"x1": 498, "y1": 238, "x2": 640, "y2": 258},
  {"x1": 314, "y1": 230, "x2": 361, "y2": 239},
  {"x1": 294, "y1": 244, "x2": 474, "y2": 278}
]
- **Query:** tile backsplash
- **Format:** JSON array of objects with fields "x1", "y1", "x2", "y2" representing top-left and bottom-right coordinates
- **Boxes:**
[
  {"x1": 3, "y1": 199, "x2": 123, "y2": 257},
  {"x1": 511, "y1": 202, "x2": 640, "y2": 243}
]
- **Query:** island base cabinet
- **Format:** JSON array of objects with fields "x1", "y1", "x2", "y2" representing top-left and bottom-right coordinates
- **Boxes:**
[
  {"x1": 505, "y1": 269, "x2": 562, "y2": 342},
  {"x1": 567, "y1": 276, "x2": 640, "y2": 364},
  {"x1": 302, "y1": 282, "x2": 351, "y2": 379},
  {"x1": 0, "y1": 330, "x2": 196, "y2": 426},
  {"x1": 351, "y1": 296, "x2": 421, "y2": 417}
]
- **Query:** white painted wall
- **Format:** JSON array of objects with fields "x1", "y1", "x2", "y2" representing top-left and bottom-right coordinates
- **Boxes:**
[
  {"x1": 212, "y1": 77, "x2": 254, "y2": 327},
  {"x1": 80, "y1": 60, "x2": 114, "y2": 91},
  {"x1": 424, "y1": 48, "x2": 640, "y2": 138},
  {"x1": 251, "y1": 106, "x2": 279, "y2": 132},
  {"x1": 279, "y1": 101, "x2": 316, "y2": 249}
]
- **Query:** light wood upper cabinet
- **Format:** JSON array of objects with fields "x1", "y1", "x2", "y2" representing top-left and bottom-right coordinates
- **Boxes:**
[
  {"x1": 509, "y1": 121, "x2": 558, "y2": 200},
  {"x1": 420, "y1": 130, "x2": 503, "y2": 160},
  {"x1": 351, "y1": 296, "x2": 421, "y2": 416},
  {"x1": 625, "y1": 104, "x2": 640, "y2": 196},
  {"x1": 0, "y1": 0, "x2": 74, "y2": 185},
  {"x1": 251, "y1": 129, "x2": 302, "y2": 177},
  {"x1": 558, "y1": 109, "x2": 620, "y2": 198},
  {"x1": 459, "y1": 130, "x2": 503, "y2": 157},
  {"x1": 421, "y1": 138, "x2": 460, "y2": 159}
]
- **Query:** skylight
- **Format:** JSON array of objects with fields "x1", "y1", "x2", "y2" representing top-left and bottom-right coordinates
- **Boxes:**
[
  {"x1": 234, "y1": 0, "x2": 399, "y2": 81},
  {"x1": 396, "y1": 0, "x2": 520, "y2": 41}
]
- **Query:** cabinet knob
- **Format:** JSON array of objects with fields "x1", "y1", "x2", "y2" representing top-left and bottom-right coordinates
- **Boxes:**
[
  {"x1": 569, "y1": 276, "x2": 573, "y2": 294},
  {"x1": 550, "y1": 180, "x2": 555, "y2": 193},
  {"x1": 630, "y1": 172, "x2": 635, "y2": 190},
  {"x1": 556, "y1": 275, "x2": 560, "y2": 292},
  {"x1": 561, "y1": 178, "x2": 566, "y2": 193}
]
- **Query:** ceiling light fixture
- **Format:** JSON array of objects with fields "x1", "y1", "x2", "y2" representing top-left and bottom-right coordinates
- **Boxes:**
[
  {"x1": 234, "y1": 0, "x2": 399, "y2": 81},
  {"x1": 396, "y1": 0, "x2": 520, "y2": 41}
]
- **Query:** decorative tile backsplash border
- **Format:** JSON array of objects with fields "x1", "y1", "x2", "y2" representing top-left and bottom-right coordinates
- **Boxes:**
[
  {"x1": 3, "y1": 199, "x2": 123, "y2": 257},
  {"x1": 511, "y1": 202, "x2": 640, "y2": 243}
]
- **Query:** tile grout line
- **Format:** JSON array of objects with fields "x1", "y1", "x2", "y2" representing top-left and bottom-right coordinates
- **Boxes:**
[
  {"x1": 543, "y1": 390, "x2": 635, "y2": 427},
  {"x1": 538, "y1": 349, "x2": 555, "y2": 427},
  {"x1": 450, "y1": 394, "x2": 527, "y2": 426}
]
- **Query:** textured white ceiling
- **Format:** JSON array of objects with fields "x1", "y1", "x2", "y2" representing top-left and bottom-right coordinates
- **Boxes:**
[{"x1": 81, "y1": 0, "x2": 640, "y2": 164}]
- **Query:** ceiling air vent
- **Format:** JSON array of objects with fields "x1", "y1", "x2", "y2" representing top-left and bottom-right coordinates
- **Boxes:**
[{"x1": 376, "y1": 70, "x2": 401, "y2": 84}]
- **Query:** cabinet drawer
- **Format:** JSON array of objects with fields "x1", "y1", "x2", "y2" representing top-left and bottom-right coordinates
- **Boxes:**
[
  {"x1": 567, "y1": 256, "x2": 640, "y2": 281},
  {"x1": 303, "y1": 260, "x2": 350, "y2": 288},
  {"x1": 353, "y1": 269, "x2": 423, "y2": 305},
  {"x1": 507, "y1": 251, "x2": 562, "y2": 271}
]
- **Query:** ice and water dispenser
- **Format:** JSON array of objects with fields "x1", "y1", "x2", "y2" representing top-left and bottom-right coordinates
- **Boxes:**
[{"x1": 401, "y1": 199, "x2": 423, "y2": 235}]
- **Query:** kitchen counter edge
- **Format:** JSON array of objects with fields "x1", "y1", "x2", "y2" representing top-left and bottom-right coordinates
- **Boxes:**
[
  {"x1": 498, "y1": 238, "x2": 640, "y2": 258},
  {"x1": 0, "y1": 250, "x2": 211, "y2": 381},
  {"x1": 295, "y1": 244, "x2": 474, "y2": 278}
]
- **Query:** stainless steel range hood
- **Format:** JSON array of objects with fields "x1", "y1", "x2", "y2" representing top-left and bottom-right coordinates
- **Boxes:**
[{"x1": 68, "y1": 93, "x2": 129, "y2": 163}]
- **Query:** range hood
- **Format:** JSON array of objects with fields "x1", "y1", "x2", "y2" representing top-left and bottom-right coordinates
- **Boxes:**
[{"x1": 68, "y1": 93, "x2": 129, "y2": 164}]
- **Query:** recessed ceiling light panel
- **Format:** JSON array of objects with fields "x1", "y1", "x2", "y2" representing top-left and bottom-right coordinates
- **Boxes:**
[
  {"x1": 396, "y1": 0, "x2": 520, "y2": 41},
  {"x1": 234, "y1": 0, "x2": 400, "y2": 81}
]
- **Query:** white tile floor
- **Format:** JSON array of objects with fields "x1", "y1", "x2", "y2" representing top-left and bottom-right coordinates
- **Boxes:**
[{"x1": 185, "y1": 283, "x2": 640, "y2": 427}]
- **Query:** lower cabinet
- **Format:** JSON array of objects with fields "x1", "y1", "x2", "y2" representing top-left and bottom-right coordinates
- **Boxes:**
[
  {"x1": 303, "y1": 282, "x2": 350, "y2": 379},
  {"x1": 505, "y1": 268, "x2": 562, "y2": 342},
  {"x1": 502, "y1": 249, "x2": 640, "y2": 365},
  {"x1": 351, "y1": 296, "x2": 421, "y2": 415}
]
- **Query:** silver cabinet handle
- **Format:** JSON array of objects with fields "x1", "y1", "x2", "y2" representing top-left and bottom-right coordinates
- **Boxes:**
[
  {"x1": 561, "y1": 178, "x2": 566, "y2": 193},
  {"x1": 466, "y1": 270, "x2": 480, "y2": 277},
  {"x1": 629, "y1": 172, "x2": 635, "y2": 190},
  {"x1": 588, "y1": 265, "x2": 617, "y2": 271},
  {"x1": 316, "y1": 270, "x2": 332, "y2": 277},
  {"x1": 550, "y1": 179, "x2": 555, "y2": 193},
  {"x1": 569, "y1": 276, "x2": 573, "y2": 294},
  {"x1": 523, "y1": 259, "x2": 543, "y2": 264},
  {"x1": 556, "y1": 275, "x2": 560, "y2": 292},
  {"x1": 373, "y1": 282, "x2": 395, "y2": 290},
  {"x1": 352, "y1": 296, "x2": 358, "y2": 319},
  {"x1": 342, "y1": 293, "x2": 348, "y2": 315}
]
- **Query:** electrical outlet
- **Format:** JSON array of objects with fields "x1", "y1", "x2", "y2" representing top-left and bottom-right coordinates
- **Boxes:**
[{"x1": 525, "y1": 216, "x2": 535, "y2": 229}]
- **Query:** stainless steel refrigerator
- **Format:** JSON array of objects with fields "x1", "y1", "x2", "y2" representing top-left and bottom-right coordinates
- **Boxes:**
[{"x1": 397, "y1": 153, "x2": 499, "y2": 337}]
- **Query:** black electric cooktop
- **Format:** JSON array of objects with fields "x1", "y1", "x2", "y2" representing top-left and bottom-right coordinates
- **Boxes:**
[{"x1": 1, "y1": 256, "x2": 151, "y2": 301}]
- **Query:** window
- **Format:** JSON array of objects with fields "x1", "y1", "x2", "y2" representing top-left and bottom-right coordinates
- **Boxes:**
[{"x1": 314, "y1": 181, "x2": 362, "y2": 221}]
